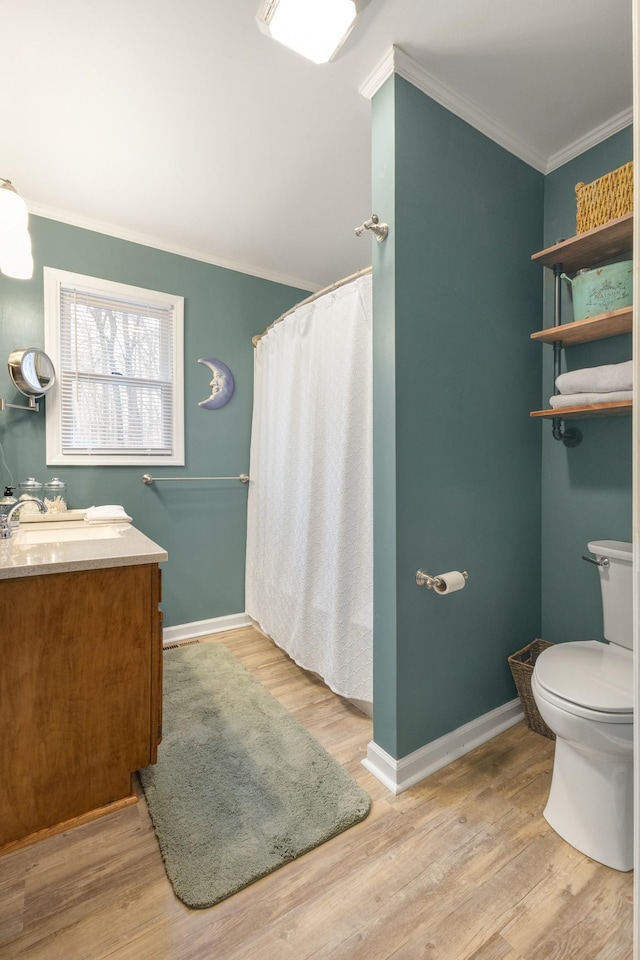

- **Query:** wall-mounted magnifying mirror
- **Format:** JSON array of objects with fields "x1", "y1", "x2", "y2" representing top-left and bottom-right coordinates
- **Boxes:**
[
  {"x1": 1, "y1": 347, "x2": 56, "y2": 414},
  {"x1": 8, "y1": 348, "x2": 56, "y2": 398}
]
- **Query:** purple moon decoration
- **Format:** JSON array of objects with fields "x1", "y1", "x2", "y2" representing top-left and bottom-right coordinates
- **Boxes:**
[{"x1": 197, "y1": 358, "x2": 235, "y2": 410}]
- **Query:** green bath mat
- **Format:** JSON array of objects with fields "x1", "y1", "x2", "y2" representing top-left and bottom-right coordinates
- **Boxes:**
[{"x1": 139, "y1": 642, "x2": 371, "y2": 908}]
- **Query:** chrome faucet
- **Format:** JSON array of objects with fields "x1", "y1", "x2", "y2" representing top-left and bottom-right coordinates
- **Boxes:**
[{"x1": 0, "y1": 497, "x2": 47, "y2": 539}]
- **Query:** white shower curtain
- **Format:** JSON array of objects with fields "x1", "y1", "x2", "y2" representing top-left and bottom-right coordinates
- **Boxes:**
[{"x1": 245, "y1": 273, "x2": 372, "y2": 702}]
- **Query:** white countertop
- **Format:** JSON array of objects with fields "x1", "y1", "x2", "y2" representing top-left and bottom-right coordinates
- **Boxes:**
[{"x1": 0, "y1": 519, "x2": 168, "y2": 580}]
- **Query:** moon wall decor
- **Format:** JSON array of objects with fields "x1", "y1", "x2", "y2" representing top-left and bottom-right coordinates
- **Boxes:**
[{"x1": 197, "y1": 358, "x2": 235, "y2": 410}]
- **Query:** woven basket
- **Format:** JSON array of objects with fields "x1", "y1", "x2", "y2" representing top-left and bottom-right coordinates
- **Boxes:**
[
  {"x1": 575, "y1": 161, "x2": 633, "y2": 234},
  {"x1": 508, "y1": 639, "x2": 555, "y2": 740}
]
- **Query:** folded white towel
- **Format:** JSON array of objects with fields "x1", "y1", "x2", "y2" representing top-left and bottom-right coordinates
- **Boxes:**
[
  {"x1": 85, "y1": 504, "x2": 132, "y2": 524},
  {"x1": 556, "y1": 360, "x2": 632, "y2": 395},
  {"x1": 549, "y1": 390, "x2": 633, "y2": 409}
]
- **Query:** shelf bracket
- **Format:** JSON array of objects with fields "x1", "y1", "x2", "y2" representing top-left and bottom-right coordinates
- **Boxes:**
[
  {"x1": 551, "y1": 416, "x2": 583, "y2": 447},
  {"x1": 550, "y1": 262, "x2": 583, "y2": 447}
]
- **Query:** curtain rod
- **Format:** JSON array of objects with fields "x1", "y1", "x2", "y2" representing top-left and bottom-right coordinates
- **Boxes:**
[{"x1": 252, "y1": 265, "x2": 372, "y2": 347}]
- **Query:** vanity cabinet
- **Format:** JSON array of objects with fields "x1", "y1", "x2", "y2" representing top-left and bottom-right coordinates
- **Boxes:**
[
  {"x1": 0, "y1": 561, "x2": 163, "y2": 850},
  {"x1": 529, "y1": 212, "x2": 633, "y2": 422}
]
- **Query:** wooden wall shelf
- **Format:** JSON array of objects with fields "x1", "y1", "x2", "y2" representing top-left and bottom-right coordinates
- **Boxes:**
[
  {"x1": 530, "y1": 401, "x2": 632, "y2": 420},
  {"x1": 531, "y1": 213, "x2": 633, "y2": 273},
  {"x1": 530, "y1": 307, "x2": 632, "y2": 346},
  {"x1": 530, "y1": 213, "x2": 633, "y2": 439}
]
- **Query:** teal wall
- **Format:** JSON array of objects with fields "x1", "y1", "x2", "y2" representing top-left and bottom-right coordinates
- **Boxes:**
[
  {"x1": 541, "y1": 129, "x2": 633, "y2": 643},
  {"x1": 0, "y1": 216, "x2": 307, "y2": 627},
  {"x1": 372, "y1": 77, "x2": 544, "y2": 758}
]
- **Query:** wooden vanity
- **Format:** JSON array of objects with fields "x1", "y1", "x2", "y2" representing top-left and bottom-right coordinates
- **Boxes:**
[{"x1": 0, "y1": 521, "x2": 167, "y2": 852}]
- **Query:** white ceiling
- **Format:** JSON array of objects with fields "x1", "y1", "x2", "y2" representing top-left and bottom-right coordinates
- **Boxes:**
[{"x1": 0, "y1": 0, "x2": 633, "y2": 292}]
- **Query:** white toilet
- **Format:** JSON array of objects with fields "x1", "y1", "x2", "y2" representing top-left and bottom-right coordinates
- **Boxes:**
[{"x1": 531, "y1": 539, "x2": 633, "y2": 872}]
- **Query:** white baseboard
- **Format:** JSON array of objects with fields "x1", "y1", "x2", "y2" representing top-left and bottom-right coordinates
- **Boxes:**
[
  {"x1": 362, "y1": 698, "x2": 524, "y2": 795},
  {"x1": 163, "y1": 612, "x2": 252, "y2": 645}
]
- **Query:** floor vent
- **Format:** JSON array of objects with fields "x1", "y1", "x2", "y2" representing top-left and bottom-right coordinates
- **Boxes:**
[{"x1": 164, "y1": 639, "x2": 202, "y2": 650}]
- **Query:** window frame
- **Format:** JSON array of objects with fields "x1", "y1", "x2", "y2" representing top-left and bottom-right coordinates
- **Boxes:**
[{"x1": 44, "y1": 267, "x2": 185, "y2": 467}]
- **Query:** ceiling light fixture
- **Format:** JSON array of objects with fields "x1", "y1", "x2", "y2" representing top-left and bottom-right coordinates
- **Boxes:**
[
  {"x1": 257, "y1": 0, "x2": 369, "y2": 65},
  {"x1": 0, "y1": 179, "x2": 33, "y2": 280}
]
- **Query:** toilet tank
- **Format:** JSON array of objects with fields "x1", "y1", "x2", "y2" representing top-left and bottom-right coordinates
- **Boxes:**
[{"x1": 587, "y1": 540, "x2": 633, "y2": 650}]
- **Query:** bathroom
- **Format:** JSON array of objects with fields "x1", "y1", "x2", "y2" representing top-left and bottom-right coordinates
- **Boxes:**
[
  {"x1": 0, "y1": 1, "x2": 636, "y2": 955},
  {"x1": 4, "y1": 76, "x2": 630, "y2": 769}
]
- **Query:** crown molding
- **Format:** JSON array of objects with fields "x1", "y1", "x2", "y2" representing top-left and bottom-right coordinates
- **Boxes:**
[
  {"x1": 358, "y1": 46, "x2": 395, "y2": 100},
  {"x1": 26, "y1": 202, "x2": 320, "y2": 293},
  {"x1": 360, "y1": 46, "x2": 547, "y2": 171},
  {"x1": 544, "y1": 106, "x2": 633, "y2": 173},
  {"x1": 360, "y1": 45, "x2": 632, "y2": 176}
]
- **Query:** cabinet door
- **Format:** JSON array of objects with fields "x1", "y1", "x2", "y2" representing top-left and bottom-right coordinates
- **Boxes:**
[{"x1": 0, "y1": 563, "x2": 158, "y2": 847}]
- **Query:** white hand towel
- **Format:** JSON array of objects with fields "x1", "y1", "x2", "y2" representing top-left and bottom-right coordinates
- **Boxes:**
[
  {"x1": 556, "y1": 360, "x2": 632, "y2": 395},
  {"x1": 549, "y1": 390, "x2": 633, "y2": 409},
  {"x1": 85, "y1": 504, "x2": 132, "y2": 523}
]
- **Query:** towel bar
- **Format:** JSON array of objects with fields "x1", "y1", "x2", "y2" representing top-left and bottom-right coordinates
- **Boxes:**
[{"x1": 142, "y1": 474, "x2": 249, "y2": 485}]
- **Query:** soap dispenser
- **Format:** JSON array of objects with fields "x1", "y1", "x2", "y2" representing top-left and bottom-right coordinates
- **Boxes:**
[{"x1": 0, "y1": 487, "x2": 18, "y2": 531}]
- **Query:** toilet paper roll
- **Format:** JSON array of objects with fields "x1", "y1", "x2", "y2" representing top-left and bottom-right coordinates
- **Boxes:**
[{"x1": 433, "y1": 571, "x2": 466, "y2": 595}]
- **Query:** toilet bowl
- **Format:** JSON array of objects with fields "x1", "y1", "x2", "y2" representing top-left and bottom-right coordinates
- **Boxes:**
[{"x1": 531, "y1": 540, "x2": 634, "y2": 872}]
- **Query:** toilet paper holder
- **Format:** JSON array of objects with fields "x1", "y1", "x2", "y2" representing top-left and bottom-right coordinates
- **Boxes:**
[{"x1": 416, "y1": 569, "x2": 468, "y2": 590}]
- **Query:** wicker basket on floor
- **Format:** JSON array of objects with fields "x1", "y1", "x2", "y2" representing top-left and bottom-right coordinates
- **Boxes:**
[
  {"x1": 507, "y1": 639, "x2": 555, "y2": 740},
  {"x1": 575, "y1": 161, "x2": 633, "y2": 234}
]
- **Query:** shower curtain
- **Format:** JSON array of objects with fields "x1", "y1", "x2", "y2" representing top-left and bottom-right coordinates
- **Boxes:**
[{"x1": 245, "y1": 272, "x2": 372, "y2": 702}]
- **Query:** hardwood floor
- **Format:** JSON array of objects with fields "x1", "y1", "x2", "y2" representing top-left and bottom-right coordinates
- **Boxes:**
[{"x1": 0, "y1": 626, "x2": 633, "y2": 959}]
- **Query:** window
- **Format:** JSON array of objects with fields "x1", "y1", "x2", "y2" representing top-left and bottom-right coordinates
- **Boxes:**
[{"x1": 44, "y1": 268, "x2": 184, "y2": 466}]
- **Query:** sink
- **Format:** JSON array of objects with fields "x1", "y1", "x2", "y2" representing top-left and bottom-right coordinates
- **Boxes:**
[{"x1": 17, "y1": 524, "x2": 123, "y2": 543}]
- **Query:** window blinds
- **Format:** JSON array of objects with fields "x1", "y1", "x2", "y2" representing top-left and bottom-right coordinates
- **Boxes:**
[{"x1": 58, "y1": 285, "x2": 175, "y2": 454}]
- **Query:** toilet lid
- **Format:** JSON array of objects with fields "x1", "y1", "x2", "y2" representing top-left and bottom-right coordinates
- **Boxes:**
[{"x1": 534, "y1": 640, "x2": 633, "y2": 714}]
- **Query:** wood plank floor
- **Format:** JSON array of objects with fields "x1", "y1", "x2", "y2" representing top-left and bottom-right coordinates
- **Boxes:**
[{"x1": 0, "y1": 626, "x2": 633, "y2": 960}]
